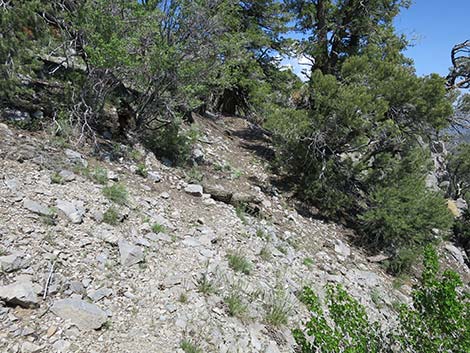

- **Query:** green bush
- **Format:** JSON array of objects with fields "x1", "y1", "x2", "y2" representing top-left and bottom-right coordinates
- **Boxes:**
[
  {"x1": 103, "y1": 207, "x2": 120, "y2": 226},
  {"x1": 398, "y1": 246, "x2": 470, "y2": 352},
  {"x1": 227, "y1": 252, "x2": 252, "y2": 275},
  {"x1": 294, "y1": 285, "x2": 389, "y2": 353},
  {"x1": 294, "y1": 247, "x2": 470, "y2": 353},
  {"x1": 102, "y1": 183, "x2": 128, "y2": 204},
  {"x1": 135, "y1": 163, "x2": 148, "y2": 178},
  {"x1": 453, "y1": 209, "x2": 470, "y2": 253},
  {"x1": 359, "y1": 175, "x2": 453, "y2": 273},
  {"x1": 142, "y1": 122, "x2": 192, "y2": 166}
]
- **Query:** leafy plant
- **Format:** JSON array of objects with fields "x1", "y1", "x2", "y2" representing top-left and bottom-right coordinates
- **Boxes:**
[
  {"x1": 294, "y1": 286, "x2": 390, "y2": 353},
  {"x1": 294, "y1": 247, "x2": 470, "y2": 353},
  {"x1": 397, "y1": 246, "x2": 470, "y2": 353},
  {"x1": 259, "y1": 246, "x2": 272, "y2": 261}
]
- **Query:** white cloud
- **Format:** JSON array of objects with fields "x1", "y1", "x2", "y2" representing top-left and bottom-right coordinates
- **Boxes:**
[{"x1": 279, "y1": 54, "x2": 314, "y2": 82}]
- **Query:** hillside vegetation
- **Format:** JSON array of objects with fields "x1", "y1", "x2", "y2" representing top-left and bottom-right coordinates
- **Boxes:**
[{"x1": 1, "y1": 1, "x2": 469, "y2": 352}]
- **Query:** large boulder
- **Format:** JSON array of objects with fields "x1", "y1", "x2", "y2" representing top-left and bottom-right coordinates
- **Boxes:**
[
  {"x1": 0, "y1": 280, "x2": 40, "y2": 308},
  {"x1": 184, "y1": 184, "x2": 204, "y2": 197},
  {"x1": 23, "y1": 199, "x2": 52, "y2": 216},
  {"x1": 51, "y1": 298, "x2": 108, "y2": 331},
  {"x1": 56, "y1": 199, "x2": 85, "y2": 224},
  {"x1": 118, "y1": 240, "x2": 144, "y2": 267}
]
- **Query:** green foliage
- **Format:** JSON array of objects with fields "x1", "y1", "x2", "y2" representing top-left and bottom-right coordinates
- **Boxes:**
[
  {"x1": 50, "y1": 172, "x2": 64, "y2": 185},
  {"x1": 294, "y1": 248, "x2": 470, "y2": 352},
  {"x1": 103, "y1": 207, "x2": 120, "y2": 226},
  {"x1": 102, "y1": 183, "x2": 128, "y2": 205},
  {"x1": 91, "y1": 167, "x2": 108, "y2": 185},
  {"x1": 0, "y1": 1, "x2": 50, "y2": 105},
  {"x1": 359, "y1": 174, "x2": 453, "y2": 272},
  {"x1": 268, "y1": 1, "x2": 453, "y2": 266},
  {"x1": 294, "y1": 285, "x2": 389, "y2": 353},
  {"x1": 264, "y1": 288, "x2": 292, "y2": 327},
  {"x1": 135, "y1": 163, "x2": 148, "y2": 178},
  {"x1": 196, "y1": 273, "x2": 216, "y2": 295},
  {"x1": 227, "y1": 252, "x2": 252, "y2": 275},
  {"x1": 398, "y1": 246, "x2": 470, "y2": 352},
  {"x1": 142, "y1": 121, "x2": 192, "y2": 165},
  {"x1": 151, "y1": 223, "x2": 166, "y2": 234},
  {"x1": 225, "y1": 289, "x2": 248, "y2": 318},
  {"x1": 448, "y1": 143, "x2": 470, "y2": 199},
  {"x1": 180, "y1": 339, "x2": 202, "y2": 353}
]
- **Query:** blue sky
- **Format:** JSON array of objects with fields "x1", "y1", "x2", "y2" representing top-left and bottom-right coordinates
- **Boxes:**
[
  {"x1": 282, "y1": 0, "x2": 469, "y2": 80},
  {"x1": 395, "y1": 0, "x2": 470, "y2": 77}
]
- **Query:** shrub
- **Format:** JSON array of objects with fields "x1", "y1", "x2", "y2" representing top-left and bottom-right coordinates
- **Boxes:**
[
  {"x1": 227, "y1": 252, "x2": 252, "y2": 275},
  {"x1": 151, "y1": 223, "x2": 166, "y2": 234},
  {"x1": 180, "y1": 339, "x2": 202, "y2": 353},
  {"x1": 50, "y1": 172, "x2": 64, "y2": 185},
  {"x1": 135, "y1": 163, "x2": 148, "y2": 178},
  {"x1": 264, "y1": 288, "x2": 292, "y2": 327},
  {"x1": 103, "y1": 207, "x2": 120, "y2": 225},
  {"x1": 294, "y1": 285, "x2": 390, "y2": 353},
  {"x1": 92, "y1": 167, "x2": 108, "y2": 185},
  {"x1": 359, "y1": 175, "x2": 453, "y2": 274},
  {"x1": 225, "y1": 289, "x2": 247, "y2": 318},
  {"x1": 197, "y1": 273, "x2": 215, "y2": 295},
  {"x1": 397, "y1": 246, "x2": 470, "y2": 353},
  {"x1": 102, "y1": 183, "x2": 128, "y2": 204},
  {"x1": 453, "y1": 208, "x2": 470, "y2": 254},
  {"x1": 293, "y1": 247, "x2": 470, "y2": 353}
]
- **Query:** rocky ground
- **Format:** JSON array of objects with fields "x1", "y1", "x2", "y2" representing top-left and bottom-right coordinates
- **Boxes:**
[{"x1": 0, "y1": 116, "x2": 469, "y2": 353}]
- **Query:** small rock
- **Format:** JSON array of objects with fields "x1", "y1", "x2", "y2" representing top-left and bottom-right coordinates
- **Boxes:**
[
  {"x1": 87, "y1": 287, "x2": 112, "y2": 302},
  {"x1": 445, "y1": 243, "x2": 467, "y2": 267},
  {"x1": 0, "y1": 280, "x2": 39, "y2": 308},
  {"x1": 52, "y1": 340, "x2": 71, "y2": 353},
  {"x1": 21, "y1": 341, "x2": 42, "y2": 353},
  {"x1": 46, "y1": 325, "x2": 58, "y2": 337},
  {"x1": 23, "y1": 199, "x2": 51, "y2": 216},
  {"x1": 64, "y1": 149, "x2": 88, "y2": 167},
  {"x1": 265, "y1": 342, "x2": 281, "y2": 353},
  {"x1": 56, "y1": 200, "x2": 85, "y2": 224},
  {"x1": 118, "y1": 240, "x2": 144, "y2": 267},
  {"x1": 334, "y1": 240, "x2": 351, "y2": 258},
  {"x1": 95, "y1": 227, "x2": 120, "y2": 245},
  {"x1": 148, "y1": 171, "x2": 162, "y2": 183},
  {"x1": 160, "y1": 192, "x2": 170, "y2": 199},
  {"x1": 203, "y1": 184, "x2": 232, "y2": 203},
  {"x1": 367, "y1": 254, "x2": 390, "y2": 263},
  {"x1": 68, "y1": 281, "x2": 86, "y2": 295},
  {"x1": 4, "y1": 178, "x2": 19, "y2": 192},
  {"x1": 191, "y1": 148, "x2": 204, "y2": 164},
  {"x1": 184, "y1": 184, "x2": 203, "y2": 197},
  {"x1": 107, "y1": 170, "x2": 119, "y2": 181},
  {"x1": 231, "y1": 192, "x2": 260, "y2": 205},
  {"x1": 0, "y1": 252, "x2": 31, "y2": 273},
  {"x1": 51, "y1": 298, "x2": 108, "y2": 331},
  {"x1": 58, "y1": 170, "x2": 76, "y2": 182}
]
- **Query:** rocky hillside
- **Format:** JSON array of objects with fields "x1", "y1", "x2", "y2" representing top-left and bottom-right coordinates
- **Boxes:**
[{"x1": 1, "y1": 116, "x2": 469, "y2": 353}]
